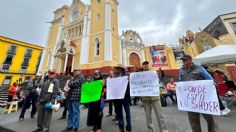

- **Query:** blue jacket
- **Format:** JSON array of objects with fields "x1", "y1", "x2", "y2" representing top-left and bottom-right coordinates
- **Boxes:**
[{"x1": 179, "y1": 64, "x2": 213, "y2": 81}]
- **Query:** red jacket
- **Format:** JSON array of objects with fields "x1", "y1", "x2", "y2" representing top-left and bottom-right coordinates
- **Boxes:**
[{"x1": 8, "y1": 86, "x2": 18, "y2": 97}]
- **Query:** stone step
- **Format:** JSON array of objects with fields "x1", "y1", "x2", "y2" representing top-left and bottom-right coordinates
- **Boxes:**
[{"x1": 0, "y1": 95, "x2": 8, "y2": 97}]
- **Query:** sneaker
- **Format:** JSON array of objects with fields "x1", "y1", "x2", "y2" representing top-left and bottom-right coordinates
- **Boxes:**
[
  {"x1": 112, "y1": 118, "x2": 117, "y2": 121},
  {"x1": 62, "y1": 127, "x2": 72, "y2": 132},
  {"x1": 58, "y1": 116, "x2": 66, "y2": 120},
  {"x1": 72, "y1": 128, "x2": 78, "y2": 132},
  {"x1": 96, "y1": 129, "x2": 101, "y2": 132},
  {"x1": 106, "y1": 114, "x2": 112, "y2": 117},
  {"x1": 18, "y1": 118, "x2": 24, "y2": 122},
  {"x1": 32, "y1": 128, "x2": 43, "y2": 132},
  {"x1": 83, "y1": 106, "x2": 88, "y2": 109},
  {"x1": 221, "y1": 108, "x2": 231, "y2": 115},
  {"x1": 115, "y1": 121, "x2": 119, "y2": 125}
]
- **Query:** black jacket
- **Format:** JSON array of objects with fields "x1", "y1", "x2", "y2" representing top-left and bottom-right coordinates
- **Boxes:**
[{"x1": 39, "y1": 78, "x2": 59, "y2": 103}]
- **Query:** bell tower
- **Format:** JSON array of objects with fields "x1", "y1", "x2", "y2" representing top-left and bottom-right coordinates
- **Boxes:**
[{"x1": 87, "y1": 0, "x2": 120, "y2": 65}]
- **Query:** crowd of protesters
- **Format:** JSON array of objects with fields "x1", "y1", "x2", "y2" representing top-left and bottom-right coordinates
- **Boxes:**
[{"x1": 5, "y1": 54, "x2": 235, "y2": 132}]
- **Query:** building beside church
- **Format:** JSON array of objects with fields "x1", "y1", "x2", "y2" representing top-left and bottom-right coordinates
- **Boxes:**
[
  {"x1": 0, "y1": 36, "x2": 43, "y2": 87},
  {"x1": 178, "y1": 12, "x2": 236, "y2": 82},
  {"x1": 204, "y1": 12, "x2": 236, "y2": 44},
  {"x1": 118, "y1": 29, "x2": 181, "y2": 75}
]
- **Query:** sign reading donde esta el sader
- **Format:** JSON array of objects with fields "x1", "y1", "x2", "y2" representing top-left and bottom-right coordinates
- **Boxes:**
[
  {"x1": 176, "y1": 80, "x2": 220, "y2": 115},
  {"x1": 130, "y1": 71, "x2": 160, "y2": 97}
]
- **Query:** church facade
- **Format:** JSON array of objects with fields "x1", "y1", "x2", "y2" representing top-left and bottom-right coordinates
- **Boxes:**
[{"x1": 40, "y1": 0, "x2": 120, "y2": 75}]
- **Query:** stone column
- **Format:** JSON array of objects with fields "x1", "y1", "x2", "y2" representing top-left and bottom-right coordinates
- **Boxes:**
[
  {"x1": 104, "y1": 0, "x2": 112, "y2": 61},
  {"x1": 63, "y1": 54, "x2": 68, "y2": 73}
]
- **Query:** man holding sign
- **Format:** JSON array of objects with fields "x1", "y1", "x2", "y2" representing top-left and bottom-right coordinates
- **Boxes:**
[
  {"x1": 108, "y1": 65, "x2": 131, "y2": 132},
  {"x1": 179, "y1": 55, "x2": 219, "y2": 132},
  {"x1": 135, "y1": 61, "x2": 168, "y2": 132}
]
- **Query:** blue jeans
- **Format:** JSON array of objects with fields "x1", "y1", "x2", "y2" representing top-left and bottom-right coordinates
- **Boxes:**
[
  {"x1": 114, "y1": 95, "x2": 131, "y2": 131},
  {"x1": 67, "y1": 100, "x2": 80, "y2": 129}
]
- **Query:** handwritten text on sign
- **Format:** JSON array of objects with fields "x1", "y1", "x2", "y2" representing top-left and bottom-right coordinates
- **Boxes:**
[
  {"x1": 106, "y1": 76, "x2": 128, "y2": 100},
  {"x1": 176, "y1": 80, "x2": 220, "y2": 115},
  {"x1": 130, "y1": 71, "x2": 160, "y2": 97}
]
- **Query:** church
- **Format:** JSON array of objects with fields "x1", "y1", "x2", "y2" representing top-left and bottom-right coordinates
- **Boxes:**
[
  {"x1": 40, "y1": 0, "x2": 121, "y2": 75},
  {"x1": 39, "y1": 0, "x2": 183, "y2": 76}
]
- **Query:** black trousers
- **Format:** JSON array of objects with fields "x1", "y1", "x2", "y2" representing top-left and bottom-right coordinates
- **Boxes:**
[
  {"x1": 19, "y1": 93, "x2": 38, "y2": 118},
  {"x1": 114, "y1": 95, "x2": 131, "y2": 132},
  {"x1": 62, "y1": 96, "x2": 69, "y2": 117},
  {"x1": 108, "y1": 100, "x2": 113, "y2": 115}
]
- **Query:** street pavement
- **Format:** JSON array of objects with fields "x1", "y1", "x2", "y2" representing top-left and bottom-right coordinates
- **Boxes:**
[{"x1": 0, "y1": 102, "x2": 236, "y2": 132}]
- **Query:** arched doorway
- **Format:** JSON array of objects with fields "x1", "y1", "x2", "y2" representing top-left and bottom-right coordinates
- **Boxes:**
[{"x1": 129, "y1": 53, "x2": 141, "y2": 69}]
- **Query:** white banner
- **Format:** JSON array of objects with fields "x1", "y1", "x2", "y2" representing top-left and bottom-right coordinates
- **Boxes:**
[
  {"x1": 130, "y1": 71, "x2": 160, "y2": 97},
  {"x1": 176, "y1": 80, "x2": 220, "y2": 115},
  {"x1": 106, "y1": 76, "x2": 128, "y2": 100}
]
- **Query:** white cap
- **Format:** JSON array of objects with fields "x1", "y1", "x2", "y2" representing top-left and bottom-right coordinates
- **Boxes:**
[{"x1": 36, "y1": 73, "x2": 42, "y2": 76}]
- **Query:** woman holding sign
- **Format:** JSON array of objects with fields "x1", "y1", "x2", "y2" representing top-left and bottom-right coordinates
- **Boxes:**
[{"x1": 87, "y1": 70, "x2": 105, "y2": 132}]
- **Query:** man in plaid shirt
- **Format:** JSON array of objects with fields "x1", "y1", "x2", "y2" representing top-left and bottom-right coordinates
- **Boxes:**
[{"x1": 63, "y1": 68, "x2": 85, "y2": 132}]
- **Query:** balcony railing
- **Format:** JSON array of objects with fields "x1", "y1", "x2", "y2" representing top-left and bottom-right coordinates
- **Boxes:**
[
  {"x1": 0, "y1": 64, "x2": 10, "y2": 72},
  {"x1": 19, "y1": 69, "x2": 27, "y2": 74},
  {"x1": 0, "y1": 65, "x2": 35, "y2": 74},
  {"x1": 7, "y1": 50, "x2": 16, "y2": 55},
  {"x1": 24, "y1": 53, "x2": 32, "y2": 58}
]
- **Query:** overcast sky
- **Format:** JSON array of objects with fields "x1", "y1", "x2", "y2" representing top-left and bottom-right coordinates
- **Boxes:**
[{"x1": 0, "y1": 0, "x2": 236, "y2": 47}]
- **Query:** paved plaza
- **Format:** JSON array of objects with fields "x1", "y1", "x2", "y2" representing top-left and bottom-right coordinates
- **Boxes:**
[{"x1": 0, "y1": 103, "x2": 236, "y2": 132}]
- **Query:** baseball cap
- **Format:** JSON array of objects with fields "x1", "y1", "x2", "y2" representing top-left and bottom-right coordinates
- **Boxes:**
[
  {"x1": 181, "y1": 55, "x2": 192, "y2": 60},
  {"x1": 142, "y1": 61, "x2": 149, "y2": 65},
  {"x1": 49, "y1": 70, "x2": 56, "y2": 75}
]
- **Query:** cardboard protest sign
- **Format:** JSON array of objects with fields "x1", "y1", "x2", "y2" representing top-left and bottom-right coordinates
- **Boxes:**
[
  {"x1": 106, "y1": 76, "x2": 128, "y2": 100},
  {"x1": 80, "y1": 80, "x2": 103, "y2": 103},
  {"x1": 130, "y1": 71, "x2": 160, "y2": 97},
  {"x1": 176, "y1": 80, "x2": 220, "y2": 115}
]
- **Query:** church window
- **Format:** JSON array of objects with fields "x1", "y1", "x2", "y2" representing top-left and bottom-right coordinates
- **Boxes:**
[
  {"x1": 79, "y1": 26, "x2": 82, "y2": 36},
  {"x1": 71, "y1": 9, "x2": 80, "y2": 23},
  {"x1": 75, "y1": 27, "x2": 78, "y2": 37},
  {"x1": 232, "y1": 22, "x2": 236, "y2": 34},
  {"x1": 72, "y1": 28, "x2": 75, "y2": 38},
  {"x1": 95, "y1": 38, "x2": 100, "y2": 56},
  {"x1": 97, "y1": 13, "x2": 101, "y2": 21}
]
